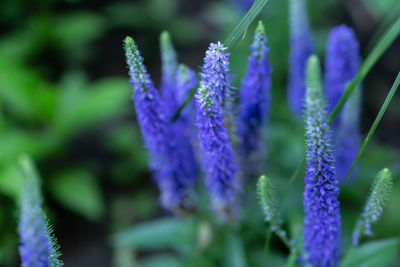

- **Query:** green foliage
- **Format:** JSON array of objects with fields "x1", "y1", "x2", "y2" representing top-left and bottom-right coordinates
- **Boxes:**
[
  {"x1": 341, "y1": 238, "x2": 400, "y2": 267},
  {"x1": 223, "y1": 233, "x2": 247, "y2": 267},
  {"x1": 49, "y1": 169, "x2": 104, "y2": 222},
  {"x1": 111, "y1": 218, "x2": 197, "y2": 250},
  {"x1": 225, "y1": 0, "x2": 272, "y2": 49}
]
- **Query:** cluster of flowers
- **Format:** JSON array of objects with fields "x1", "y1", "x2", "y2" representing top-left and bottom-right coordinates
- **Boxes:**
[
  {"x1": 15, "y1": 1, "x2": 393, "y2": 266},
  {"x1": 123, "y1": 0, "x2": 391, "y2": 265},
  {"x1": 18, "y1": 155, "x2": 63, "y2": 267},
  {"x1": 124, "y1": 21, "x2": 271, "y2": 219}
]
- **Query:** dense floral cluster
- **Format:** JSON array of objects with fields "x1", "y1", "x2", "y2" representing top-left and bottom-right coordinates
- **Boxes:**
[
  {"x1": 238, "y1": 21, "x2": 271, "y2": 176},
  {"x1": 195, "y1": 83, "x2": 240, "y2": 219},
  {"x1": 18, "y1": 155, "x2": 62, "y2": 267},
  {"x1": 287, "y1": 0, "x2": 314, "y2": 116},
  {"x1": 200, "y1": 42, "x2": 235, "y2": 110},
  {"x1": 325, "y1": 25, "x2": 361, "y2": 181},
  {"x1": 303, "y1": 56, "x2": 341, "y2": 267},
  {"x1": 124, "y1": 37, "x2": 198, "y2": 211}
]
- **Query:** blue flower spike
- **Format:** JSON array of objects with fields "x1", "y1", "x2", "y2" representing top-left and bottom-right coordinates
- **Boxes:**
[
  {"x1": 238, "y1": 21, "x2": 272, "y2": 177},
  {"x1": 287, "y1": 0, "x2": 314, "y2": 116},
  {"x1": 124, "y1": 37, "x2": 197, "y2": 212},
  {"x1": 303, "y1": 56, "x2": 341, "y2": 267},
  {"x1": 18, "y1": 155, "x2": 63, "y2": 267}
]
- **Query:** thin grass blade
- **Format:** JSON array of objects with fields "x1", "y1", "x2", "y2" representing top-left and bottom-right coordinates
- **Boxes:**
[{"x1": 342, "y1": 72, "x2": 400, "y2": 186}]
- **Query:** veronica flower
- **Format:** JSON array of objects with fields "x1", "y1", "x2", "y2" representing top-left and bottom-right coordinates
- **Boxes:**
[
  {"x1": 200, "y1": 42, "x2": 234, "y2": 110},
  {"x1": 238, "y1": 21, "x2": 271, "y2": 176},
  {"x1": 160, "y1": 31, "x2": 179, "y2": 118},
  {"x1": 303, "y1": 56, "x2": 341, "y2": 267},
  {"x1": 124, "y1": 37, "x2": 197, "y2": 211},
  {"x1": 325, "y1": 25, "x2": 361, "y2": 181},
  {"x1": 287, "y1": 0, "x2": 314, "y2": 116},
  {"x1": 256, "y1": 175, "x2": 293, "y2": 246},
  {"x1": 18, "y1": 155, "x2": 63, "y2": 267},
  {"x1": 195, "y1": 83, "x2": 240, "y2": 220},
  {"x1": 352, "y1": 168, "x2": 393, "y2": 246}
]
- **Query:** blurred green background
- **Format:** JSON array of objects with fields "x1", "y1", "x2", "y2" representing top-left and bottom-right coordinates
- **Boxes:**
[{"x1": 0, "y1": 0, "x2": 399, "y2": 266}]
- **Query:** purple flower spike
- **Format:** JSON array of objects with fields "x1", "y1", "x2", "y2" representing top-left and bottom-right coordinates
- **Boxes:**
[
  {"x1": 18, "y1": 155, "x2": 63, "y2": 267},
  {"x1": 287, "y1": 0, "x2": 314, "y2": 116},
  {"x1": 195, "y1": 83, "x2": 240, "y2": 220},
  {"x1": 124, "y1": 37, "x2": 197, "y2": 212},
  {"x1": 303, "y1": 56, "x2": 341, "y2": 267},
  {"x1": 238, "y1": 21, "x2": 271, "y2": 176},
  {"x1": 325, "y1": 25, "x2": 361, "y2": 182},
  {"x1": 200, "y1": 42, "x2": 234, "y2": 110}
]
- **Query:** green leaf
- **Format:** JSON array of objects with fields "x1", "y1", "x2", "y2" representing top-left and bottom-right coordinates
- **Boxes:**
[
  {"x1": 54, "y1": 12, "x2": 106, "y2": 49},
  {"x1": 343, "y1": 72, "x2": 400, "y2": 185},
  {"x1": 0, "y1": 164, "x2": 22, "y2": 201},
  {"x1": 53, "y1": 77, "x2": 130, "y2": 138},
  {"x1": 341, "y1": 238, "x2": 400, "y2": 267},
  {"x1": 0, "y1": 129, "x2": 45, "y2": 164},
  {"x1": 111, "y1": 218, "x2": 197, "y2": 249},
  {"x1": 49, "y1": 169, "x2": 104, "y2": 221},
  {"x1": 224, "y1": 0, "x2": 272, "y2": 49},
  {"x1": 140, "y1": 254, "x2": 183, "y2": 267},
  {"x1": 0, "y1": 58, "x2": 56, "y2": 121},
  {"x1": 223, "y1": 232, "x2": 247, "y2": 267}
]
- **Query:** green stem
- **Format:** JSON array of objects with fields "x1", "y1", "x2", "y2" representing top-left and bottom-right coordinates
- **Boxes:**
[
  {"x1": 342, "y1": 72, "x2": 400, "y2": 186},
  {"x1": 277, "y1": 159, "x2": 306, "y2": 211}
]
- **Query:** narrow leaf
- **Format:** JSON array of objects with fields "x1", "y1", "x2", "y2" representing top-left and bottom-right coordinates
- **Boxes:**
[
  {"x1": 223, "y1": 232, "x2": 247, "y2": 267},
  {"x1": 280, "y1": 16, "x2": 400, "y2": 203},
  {"x1": 343, "y1": 72, "x2": 400, "y2": 186},
  {"x1": 340, "y1": 238, "x2": 400, "y2": 267},
  {"x1": 225, "y1": 0, "x2": 272, "y2": 49}
]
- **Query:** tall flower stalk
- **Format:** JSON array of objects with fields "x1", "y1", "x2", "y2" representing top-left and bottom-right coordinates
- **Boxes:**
[
  {"x1": 352, "y1": 168, "x2": 393, "y2": 246},
  {"x1": 200, "y1": 42, "x2": 235, "y2": 111},
  {"x1": 238, "y1": 21, "x2": 271, "y2": 177},
  {"x1": 124, "y1": 37, "x2": 197, "y2": 212},
  {"x1": 303, "y1": 56, "x2": 341, "y2": 267},
  {"x1": 195, "y1": 82, "x2": 240, "y2": 220},
  {"x1": 257, "y1": 175, "x2": 291, "y2": 247},
  {"x1": 18, "y1": 155, "x2": 63, "y2": 267},
  {"x1": 287, "y1": 0, "x2": 314, "y2": 116},
  {"x1": 325, "y1": 25, "x2": 361, "y2": 182}
]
